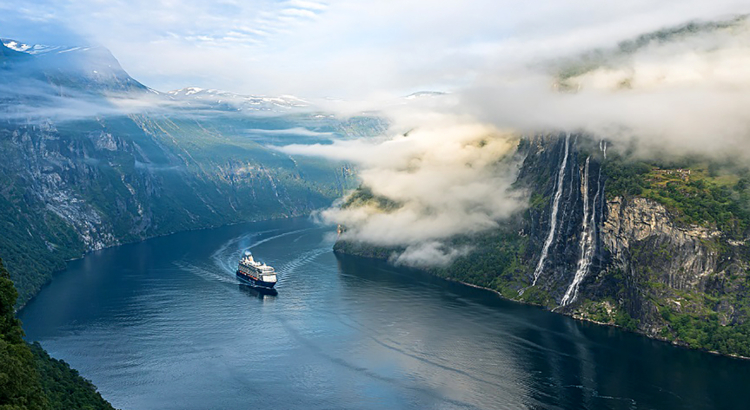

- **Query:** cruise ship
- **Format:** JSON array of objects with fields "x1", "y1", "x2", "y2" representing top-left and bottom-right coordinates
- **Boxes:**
[{"x1": 236, "y1": 251, "x2": 277, "y2": 289}]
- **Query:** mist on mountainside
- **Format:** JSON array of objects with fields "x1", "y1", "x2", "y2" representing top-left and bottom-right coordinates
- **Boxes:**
[
  {"x1": 281, "y1": 113, "x2": 526, "y2": 267},
  {"x1": 461, "y1": 16, "x2": 750, "y2": 159},
  {"x1": 283, "y1": 15, "x2": 750, "y2": 267}
]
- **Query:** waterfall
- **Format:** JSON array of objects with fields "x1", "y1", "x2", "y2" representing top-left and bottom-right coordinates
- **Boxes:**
[
  {"x1": 561, "y1": 158, "x2": 602, "y2": 306},
  {"x1": 598, "y1": 141, "x2": 606, "y2": 221},
  {"x1": 600, "y1": 140, "x2": 607, "y2": 159},
  {"x1": 531, "y1": 133, "x2": 570, "y2": 286}
]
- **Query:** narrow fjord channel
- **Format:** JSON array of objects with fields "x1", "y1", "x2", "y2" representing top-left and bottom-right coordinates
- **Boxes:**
[{"x1": 19, "y1": 217, "x2": 750, "y2": 410}]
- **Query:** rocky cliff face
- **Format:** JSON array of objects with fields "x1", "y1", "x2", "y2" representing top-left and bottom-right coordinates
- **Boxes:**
[
  {"x1": 580, "y1": 196, "x2": 750, "y2": 338},
  {"x1": 507, "y1": 136, "x2": 750, "y2": 352},
  {"x1": 334, "y1": 134, "x2": 750, "y2": 356},
  {"x1": 603, "y1": 197, "x2": 721, "y2": 294},
  {"x1": 514, "y1": 134, "x2": 607, "y2": 306}
]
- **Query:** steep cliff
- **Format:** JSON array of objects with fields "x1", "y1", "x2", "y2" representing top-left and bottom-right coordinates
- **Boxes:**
[
  {"x1": 334, "y1": 134, "x2": 750, "y2": 357},
  {"x1": 577, "y1": 195, "x2": 750, "y2": 354}
]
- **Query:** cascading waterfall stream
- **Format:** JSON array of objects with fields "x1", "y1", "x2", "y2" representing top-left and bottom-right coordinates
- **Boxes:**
[
  {"x1": 530, "y1": 133, "x2": 570, "y2": 287},
  {"x1": 561, "y1": 150, "x2": 604, "y2": 306},
  {"x1": 561, "y1": 157, "x2": 591, "y2": 305}
]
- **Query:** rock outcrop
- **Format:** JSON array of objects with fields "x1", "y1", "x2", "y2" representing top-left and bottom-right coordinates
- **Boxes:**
[{"x1": 603, "y1": 196, "x2": 721, "y2": 292}]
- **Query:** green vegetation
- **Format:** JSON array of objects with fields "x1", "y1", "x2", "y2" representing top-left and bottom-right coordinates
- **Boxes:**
[
  {"x1": 602, "y1": 154, "x2": 750, "y2": 235},
  {"x1": 614, "y1": 309, "x2": 639, "y2": 332},
  {"x1": 438, "y1": 231, "x2": 528, "y2": 289},
  {"x1": 0, "y1": 258, "x2": 47, "y2": 410},
  {"x1": 600, "y1": 159, "x2": 652, "y2": 197},
  {"x1": 341, "y1": 186, "x2": 401, "y2": 212},
  {"x1": 641, "y1": 165, "x2": 750, "y2": 235},
  {"x1": 0, "y1": 194, "x2": 83, "y2": 307},
  {"x1": 0, "y1": 258, "x2": 116, "y2": 410},
  {"x1": 616, "y1": 17, "x2": 746, "y2": 54},
  {"x1": 659, "y1": 305, "x2": 750, "y2": 357},
  {"x1": 578, "y1": 300, "x2": 614, "y2": 323},
  {"x1": 576, "y1": 299, "x2": 640, "y2": 331},
  {"x1": 424, "y1": 228, "x2": 557, "y2": 305},
  {"x1": 29, "y1": 344, "x2": 113, "y2": 410},
  {"x1": 333, "y1": 238, "x2": 402, "y2": 261}
]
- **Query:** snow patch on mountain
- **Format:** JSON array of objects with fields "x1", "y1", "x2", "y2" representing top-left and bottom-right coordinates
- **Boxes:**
[
  {"x1": 167, "y1": 87, "x2": 310, "y2": 112},
  {"x1": 1, "y1": 39, "x2": 92, "y2": 55}
]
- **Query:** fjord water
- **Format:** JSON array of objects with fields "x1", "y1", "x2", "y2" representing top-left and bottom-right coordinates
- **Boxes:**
[{"x1": 19, "y1": 218, "x2": 749, "y2": 410}]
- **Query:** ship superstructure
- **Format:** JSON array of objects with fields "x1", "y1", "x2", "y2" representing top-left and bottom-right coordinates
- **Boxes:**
[{"x1": 236, "y1": 251, "x2": 277, "y2": 289}]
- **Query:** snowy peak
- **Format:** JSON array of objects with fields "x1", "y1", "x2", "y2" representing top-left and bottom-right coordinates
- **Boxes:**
[
  {"x1": 1, "y1": 37, "x2": 147, "y2": 94},
  {"x1": 167, "y1": 87, "x2": 310, "y2": 112},
  {"x1": 170, "y1": 86, "x2": 207, "y2": 96},
  {"x1": 0, "y1": 40, "x2": 28, "y2": 61},
  {"x1": 1, "y1": 39, "x2": 94, "y2": 55}
]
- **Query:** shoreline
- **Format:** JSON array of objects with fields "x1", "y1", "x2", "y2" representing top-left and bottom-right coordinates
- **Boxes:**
[
  {"x1": 336, "y1": 250, "x2": 750, "y2": 363},
  {"x1": 449, "y1": 277, "x2": 750, "y2": 362}
]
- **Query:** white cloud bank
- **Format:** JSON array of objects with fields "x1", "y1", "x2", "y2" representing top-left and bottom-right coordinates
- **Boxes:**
[
  {"x1": 459, "y1": 17, "x2": 750, "y2": 158},
  {"x1": 281, "y1": 112, "x2": 525, "y2": 267}
]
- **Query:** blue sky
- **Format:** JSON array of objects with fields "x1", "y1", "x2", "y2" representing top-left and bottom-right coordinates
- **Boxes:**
[{"x1": 2, "y1": 0, "x2": 749, "y2": 100}]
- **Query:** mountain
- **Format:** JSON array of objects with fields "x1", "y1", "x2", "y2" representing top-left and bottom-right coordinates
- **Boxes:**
[
  {"x1": 0, "y1": 41, "x2": 32, "y2": 71},
  {"x1": 335, "y1": 134, "x2": 750, "y2": 358},
  {"x1": 0, "y1": 41, "x2": 28, "y2": 59},
  {"x1": 166, "y1": 87, "x2": 309, "y2": 112},
  {"x1": 2, "y1": 39, "x2": 94, "y2": 55},
  {"x1": 0, "y1": 39, "x2": 386, "y2": 306},
  {"x1": 1, "y1": 38, "x2": 148, "y2": 94},
  {"x1": 552, "y1": 16, "x2": 748, "y2": 92}
]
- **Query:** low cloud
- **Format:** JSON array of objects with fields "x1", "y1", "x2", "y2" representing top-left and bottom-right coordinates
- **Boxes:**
[
  {"x1": 281, "y1": 112, "x2": 526, "y2": 267},
  {"x1": 0, "y1": 82, "x2": 122, "y2": 122},
  {"x1": 245, "y1": 127, "x2": 333, "y2": 137},
  {"x1": 391, "y1": 241, "x2": 473, "y2": 269},
  {"x1": 458, "y1": 16, "x2": 750, "y2": 159},
  {"x1": 0, "y1": 75, "x2": 309, "y2": 124}
]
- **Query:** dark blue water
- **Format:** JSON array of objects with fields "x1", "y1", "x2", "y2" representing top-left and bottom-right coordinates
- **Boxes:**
[{"x1": 19, "y1": 218, "x2": 750, "y2": 409}]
